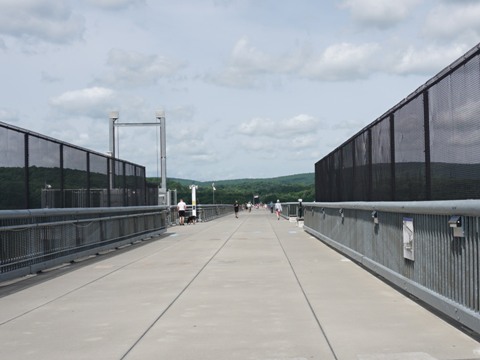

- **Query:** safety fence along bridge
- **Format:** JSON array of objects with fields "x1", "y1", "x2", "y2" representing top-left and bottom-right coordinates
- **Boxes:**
[{"x1": 0, "y1": 208, "x2": 479, "y2": 359}]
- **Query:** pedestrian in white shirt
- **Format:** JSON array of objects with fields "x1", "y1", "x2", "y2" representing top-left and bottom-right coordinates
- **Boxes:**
[
  {"x1": 274, "y1": 200, "x2": 282, "y2": 220},
  {"x1": 177, "y1": 199, "x2": 187, "y2": 225}
]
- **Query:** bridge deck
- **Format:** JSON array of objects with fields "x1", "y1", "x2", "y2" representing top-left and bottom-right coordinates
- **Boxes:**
[{"x1": 0, "y1": 210, "x2": 479, "y2": 359}]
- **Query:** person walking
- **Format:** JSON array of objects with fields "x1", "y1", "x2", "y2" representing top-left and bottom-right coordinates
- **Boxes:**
[
  {"x1": 177, "y1": 198, "x2": 187, "y2": 225},
  {"x1": 274, "y1": 200, "x2": 282, "y2": 220},
  {"x1": 234, "y1": 200, "x2": 239, "y2": 218}
]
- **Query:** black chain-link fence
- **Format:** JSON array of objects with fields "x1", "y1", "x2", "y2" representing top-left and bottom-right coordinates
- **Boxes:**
[{"x1": 316, "y1": 43, "x2": 480, "y2": 202}]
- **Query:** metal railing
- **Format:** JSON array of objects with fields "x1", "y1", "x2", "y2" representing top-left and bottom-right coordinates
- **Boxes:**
[
  {"x1": 0, "y1": 204, "x2": 233, "y2": 282},
  {"x1": 285, "y1": 201, "x2": 480, "y2": 335},
  {"x1": 0, "y1": 206, "x2": 168, "y2": 281},
  {"x1": 168, "y1": 204, "x2": 233, "y2": 225}
]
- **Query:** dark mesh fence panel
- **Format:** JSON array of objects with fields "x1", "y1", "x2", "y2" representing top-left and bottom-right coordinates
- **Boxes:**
[
  {"x1": 89, "y1": 153, "x2": 108, "y2": 188},
  {"x1": 28, "y1": 136, "x2": 61, "y2": 208},
  {"x1": 112, "y1": 159, "x2": 125, "y2": 206},
  {"x1": 371, "y1": 117, "x2": 392, "y2": 200},
  {"x1": 315, "y1": 159, "x2": 329, "y2": 202},
  {"x1": 64, "y1": 146, "x2": 88, "y2": 207},
  {"x1": 394, "y1": 95, "x2": 426, "y2": 201},
  {"x1": 314, "y1": 161, "x2": 321, "y2": 202},
  {"x1": 125, "y1": 163, "x2": 138, "y2": 206},
  {"x1": 341, "y1": 142, "x2": 354, "y2": 201},
  {"x1": 326, "y1": 155, "x2": 335, "y2": 201},
  {"x1": 0, "y1": 128, "x2": 26, "y2": 209},
  {"x1": 89, "y1": 153, "x2": 109, "y2": 207},
  {"x1": 136, "y1": 165, "x2": 146, "y2": 205},
  {"x1": 146, "y1": 182, "x2": 158, "y2": 205},
  {"x1": 334, "y1": 150, "x2": 342, "y2": 201},
  {"x1": 0, "y1": 123, "x2": 150, "y2": 210},
  {"x1": 317, "y1": 156, "x2": 332, "y2": 202},
  {"x1": 429, "y1": 55, "x2": 480, "y2": 199},
  {"x1": 353, "y1": 132, "x2": 369, "y2": 200},
  {"x1": 315, "y1": 46, "x2": 480, "y2": 202}
]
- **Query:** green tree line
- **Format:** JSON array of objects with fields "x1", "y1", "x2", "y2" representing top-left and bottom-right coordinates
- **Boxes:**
[{"x1": 149, "y1": 173, "x2": 315, "y2": 205}]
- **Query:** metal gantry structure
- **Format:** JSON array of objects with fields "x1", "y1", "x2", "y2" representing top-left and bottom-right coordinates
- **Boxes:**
[{"x1": 108, "y1": 111, "x2": 168, "y2": 204}]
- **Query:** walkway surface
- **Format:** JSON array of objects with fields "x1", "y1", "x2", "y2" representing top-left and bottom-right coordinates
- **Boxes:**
[{"x1": 0, "y1": 210, "x2": 479, "y2": 360}]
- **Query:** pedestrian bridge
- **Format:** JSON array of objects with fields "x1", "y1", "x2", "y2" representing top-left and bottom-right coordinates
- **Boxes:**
[{"x1": 0, "y1": 209, "x2": 478, "y2": 359}]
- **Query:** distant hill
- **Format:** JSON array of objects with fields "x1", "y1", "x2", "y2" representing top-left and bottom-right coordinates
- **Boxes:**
[
  {"x1": 165, "y1": 173, "x2": 314, "y2": 187},
  {"x1": 147, "y1": 173, "x2": 315, "y2": 204}
]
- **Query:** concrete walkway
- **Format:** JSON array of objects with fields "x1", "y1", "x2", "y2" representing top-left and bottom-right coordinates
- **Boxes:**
[{"x1": 0, "y1": 210, "x2": 479, "y2": 360}]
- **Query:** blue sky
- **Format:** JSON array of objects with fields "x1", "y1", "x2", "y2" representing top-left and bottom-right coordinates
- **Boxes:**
[{"x1": 1, "y1": 0, "x2": 480, "y2": 180}]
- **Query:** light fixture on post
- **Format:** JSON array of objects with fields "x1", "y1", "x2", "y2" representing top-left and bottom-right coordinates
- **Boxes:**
[
  {"x1": 212, "y1": 183, "x2": 216, "y2": 204},
  {"x1": 156, "y1": 110, "x2": 167, "y2": 195},
  {"x1": 156, "y1": 110, "x2": 167, "y2": 205},
  {"x1": 190, "y1": 185, "x2": 198, "y2": 218},
  {"x1": 108, "y1": 111, "x2": 119, "y2": 190},
  {"x1": 108, "y1": 111, "x2": 119, "y2": 157}
]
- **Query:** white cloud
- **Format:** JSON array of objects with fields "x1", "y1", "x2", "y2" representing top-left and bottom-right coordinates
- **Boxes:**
[
  {"x1": 291, "y1": 134, "x2": 317, "y2": 150},
  {"x1": 214, "y1": 37, "x2": 464, "y2": 85},
  {"x1": 167, "y1": 120, "x2": 219, "y2": 165},
  {"x1": 41, "y1": 71, "x2": 62, "y2": 83},
  {"x1": 208, "y1": 37, "x2": 306, "y2": 88},
  {"x1": 208, "y1": 37, "x2": 276, "y2": 88},
  {"x1": 0, "y1": 0, "x2": 84, "y2": 44},
  {"x1": 210, "y1": 32, "x2": 477, "y2": 87},
  {"x1": 390, "y1": 44, "x2": 469, "y2": 75},
  {"x1": 49, "y1": 87, "x2": 116, "y2": 117},
  {"x1": 423, "y1": 2, "x2": 480, "y2": 43},
  {"x1": 301, "y1": 42, "x2": 471, "y2": 80},
  {"x1": 229, "y1": 37, "x2": 278, "y2": 73},
  {"x1": 339, "y1": 0, "x2": 421, "y2": 29},
  {"x1": 211, "y1": 38, "x2": 384, "y2": 86},
  {"x1": 238, "y1": 114, "x2": 320, "y2": 138},
  {"x1": 301, "y1": 42, "x2": 381, "y2": 81},
  {"x1": 85, "y1": 0, "x2": 145, "y2": 10},
  {"x1": 97, "y1": 48, "x2": 185, "y2": 88},
  {"x1": 0, "y1": 108, "x2": 20, "y2": 123}
]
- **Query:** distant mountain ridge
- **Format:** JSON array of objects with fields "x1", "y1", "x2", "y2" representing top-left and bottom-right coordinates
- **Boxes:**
[
  {"x1": 148, "y1": 173, "x2": 315, "y2": 204},
  {"x1": 165, "y1": 173, "x2": 314, "y2": 186}
]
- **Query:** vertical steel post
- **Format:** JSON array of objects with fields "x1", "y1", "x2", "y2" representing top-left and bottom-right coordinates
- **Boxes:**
[
  {"x1": 108, "y1": 111, "x2": 119, "y2": 191},
  {"x1": 157, "y1": 111, "x2": 167, "y2": 193}
]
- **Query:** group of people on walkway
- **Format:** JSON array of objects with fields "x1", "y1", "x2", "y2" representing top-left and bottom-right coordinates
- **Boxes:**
[
  {"x1": 177, "y1": 198, "x2": 283, "y2": 225},
  {"x1": 233, "y1": 199, "x2": 283, "y2": 220}
]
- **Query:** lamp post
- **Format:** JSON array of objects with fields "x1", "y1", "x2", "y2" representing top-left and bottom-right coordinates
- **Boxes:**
[
  {"x1": 108, "y1": 111, "x2": 119, "y2": 191},
  {"x1": 212, "y1": 183, "x2": 216, "y2": 204},
  {"x1": 190, "y1": 184, "x2": 198, "y2": 217},
  {"x1": 156, "y1": 110, "x2": 167, "y2": 199}
]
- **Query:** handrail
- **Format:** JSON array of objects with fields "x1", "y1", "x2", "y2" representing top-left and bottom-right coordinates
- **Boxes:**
[{"x1": 291, "y1": 200, "x2": 480, "y2": 336}]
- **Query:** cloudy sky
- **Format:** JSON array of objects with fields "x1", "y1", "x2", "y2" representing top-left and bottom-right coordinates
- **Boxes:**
[{"x1": 1, "y1": 0, "x2": 480, "y2": 181}]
